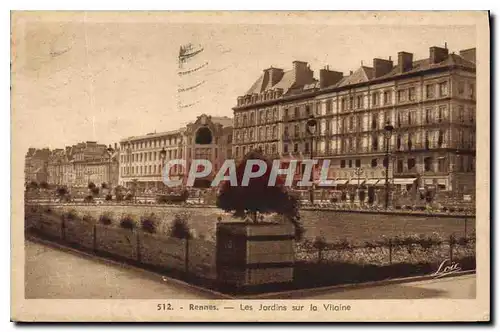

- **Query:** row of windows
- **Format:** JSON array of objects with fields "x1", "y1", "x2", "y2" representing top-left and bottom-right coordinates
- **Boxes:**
[
  {"x1": 120, "y1": 150, "x2": 179, "y2": 163},
  {"x1": 235, "y1": 108, "x2": 280, "y2": 127},
  {"x1": 238, "y1": 89, "x2": 284, "y2": 105},
  {"x1": 335, "y1": 155, "x2": 474, "y2": 174},
  {"x1": 122, "y1": 137, "x2": 181, "y2": 151},
  {"x1": 336, "y1": 129, "x2": 472, "y2": 153},
  {"x1": 289, "y1": 105, "x2": 475, "y2": 137},
  {"x1": 233, "y1": 127, "x2": 474, "y2": 158},
  {"x1": 236, "y1": 79, "x2": 476, "y2": 125},
  {"x1": 394, "y1": 155, "x2": 474, "y2": 173},
  {"x1": 121, "y1": 164, "x2": 173, "y2": 176},
  {"x1": 234, "y1": 126, "x2": 279, "y2": 143},
  {"x1": 238, "y1": 103, "x2": 475, "y2": 136},
  {"x1": 237, "y1": 76, "x2": 476, "y2": 108},
  {"x1": 234, "y1": 144, "x2": 278, "y2": 158}
]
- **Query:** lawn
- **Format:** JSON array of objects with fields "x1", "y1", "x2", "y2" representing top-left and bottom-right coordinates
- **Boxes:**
[{"x1": 40, "y1": 204, "x2": 475, "y2": 244}]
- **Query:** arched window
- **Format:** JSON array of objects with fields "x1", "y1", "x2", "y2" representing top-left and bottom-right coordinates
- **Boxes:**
[{"x1": 195, "y1": 127, "x2": 213, "y2": 144}]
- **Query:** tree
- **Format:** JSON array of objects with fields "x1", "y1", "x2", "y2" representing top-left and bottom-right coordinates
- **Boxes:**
[
  {"x1": 169, "y1": 213, "x2": 192, "y2": 239},
  {"x1": 39, "y1": 181, "x2": 49, "y2": 190},
  {"x1": 55, "y1": 186, "x2": 69, "y2": 202},
  {"x1": 216, "y1": 149, "x2": 304, "y2": 240},
  {"x1": 56, "y1": 186, "x2": 68, "y2": 197},
  {"x1": 27, "y1": 181, "x2": 39, "y2": 191},
  {"x1": 114, "y1": 185, "x2": 125, "y2": 201},
  {"x1": 90, "y1": 187, "x2": 100, "y2": 196},
  {"x1": 130, "y1": 179, "x2": 138, "y2": 203},
  {"x1": 101, "y1": 182, "x2": 108, "y2": 189},
  {"x1": 88, "y1": 182, "x2": 96, "y2": 190}
]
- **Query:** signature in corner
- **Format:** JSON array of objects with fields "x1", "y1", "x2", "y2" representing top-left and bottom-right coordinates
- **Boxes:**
[{"x1": 433, "y1": 259, "x2": 462, "y2": 278}]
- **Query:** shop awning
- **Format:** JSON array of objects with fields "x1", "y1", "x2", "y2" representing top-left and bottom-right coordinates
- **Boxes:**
[
  {"x1": 364, "y1": 179, "x2": 380, "y2": 185},
  {"x1": 334, "y1": 179, "x2": 349, "y2": 185},
  {"x1": 438, "y1": 179, "x2": 447, "y2": 185},
  {"x1": 393, "y1": 178, "x2": 417, "y2": 185},
  {"x1": 424, "y1": 179, "x2": 434, "y2": 185},
  {"x1": 375, "y1": 179, "x2": 388, "y2": 186}
]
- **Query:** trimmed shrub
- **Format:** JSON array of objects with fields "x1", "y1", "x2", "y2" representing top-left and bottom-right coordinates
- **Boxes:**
[
  {"x1": 140, "y1": 213, "x2": 158, "y2": 234},
  {"x1": 82, "y1": 213, "x2": 96, "y2": 224},
  {"x1": 169, "y1": 214, "x2": 192, "y2": 239},
  {"x1": 105, "y1": 194, "x2": 112, "y2": 201},
  {"x1": 119, "y1": 214, "x2": 136, "y2": 230},
  {"x1": 99, "y1": 212, "x2": 113, "y2": 225},
  {"x1": 125, "y1": 193, "x2": 134, "y2": 201},
  {"x1": 312, "y1": 236, "x2": 327, "y2": 250},
  {"x1": 84, "y1": 195, "x2": 94, "y2": 203},
  {"x1": 63, "y1": 209, "x2": 79, "y2": 221},
  {"x1": 330, "y1": 238, "x2": 351, "y2": 251}
]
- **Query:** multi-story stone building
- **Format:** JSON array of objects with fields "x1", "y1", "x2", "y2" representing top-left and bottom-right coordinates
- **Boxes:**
[
  {"x1": 46, "y1": 142, "x2": 119, "y2": 188},
  {"x1": 47, "y1": 148, "x2": 67, "y2": 186},
  {"x1": 232, "y1": 45, "x2": 476, "y2": 204},
  {"x1": 118, "y1": 114, "x2": 232, "y2": 190},
  {"x1": 25, "y1": 148, "x2": 50, "y2": 184}
]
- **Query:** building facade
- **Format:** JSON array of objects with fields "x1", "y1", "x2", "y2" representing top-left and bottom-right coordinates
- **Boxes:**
[
  {"x1": 45, "y1": 142, "x2": 119, "y2": 188},
  {"x1": 118, "y1": 114, "x2": 232, "y2": 190},
  {"x1": 25, "y1": 148, "x2": 50, "y2": 184},
  {"x1": 232, "y1": 46, "x2": 476, "y2": 204}
]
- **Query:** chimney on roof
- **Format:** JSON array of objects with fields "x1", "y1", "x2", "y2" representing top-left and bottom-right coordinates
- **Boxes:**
[
  {"x1": 398, "y1": 52, "x2": 413, "y2": 73},
  {"x1": 292, "y1": 60, "x2": 313, "y2": 86},
  {"x1": 429, "y1": 46, "x2": 449, "y2": 64},
  {"x1": 319, "y1": 68, "x2": 343, "y2": 88},
  {"x1": 459, "y1": 48, "x2": 476, "y2": 63},
  {"x1": 373, "y1": 58, "x2": 393, "y2": 78}
]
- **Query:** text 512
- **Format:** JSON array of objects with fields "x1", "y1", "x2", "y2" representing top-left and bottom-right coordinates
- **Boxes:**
[{"x1": 157, "y1": 303, "x2": 173, "y2": 311}]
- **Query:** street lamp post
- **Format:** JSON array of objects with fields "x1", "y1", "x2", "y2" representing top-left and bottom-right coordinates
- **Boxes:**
[
  {"x1": 306, "y1": 115, "x2": 318, "y2": 205},
  {"x1": 106, "y1": 145, "x2": 115, "y2": 191},
  {"x1": 384, "y1": 121, "x2": 394, "y2": 210},
  {"x1": 160, "y1": 147, "x2": 167, "y2": 193},
  {"x1": 354, "y1": 167, "x2": 364, "y2": 202}
]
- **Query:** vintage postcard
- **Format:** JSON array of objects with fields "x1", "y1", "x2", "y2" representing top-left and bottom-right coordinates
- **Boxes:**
[{"x1": 11, "y1": 11, "x2": 490, "y2": 322}]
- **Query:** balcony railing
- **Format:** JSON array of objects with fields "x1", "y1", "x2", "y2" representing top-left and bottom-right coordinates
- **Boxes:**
[{"x1": 283, "y1": 132, "x2": 308, "y2": 140}]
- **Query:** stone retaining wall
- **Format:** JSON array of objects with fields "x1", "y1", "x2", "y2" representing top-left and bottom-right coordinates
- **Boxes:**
[
  {"x1": 64, "y1": 221, "x2": 95, "y2": 250},
  {"x1": 95, "y1": 224, "x2": 138, "y2": 260},
  {"x1": 138, "y1": 233, "x2": 186, "y2": 271}
]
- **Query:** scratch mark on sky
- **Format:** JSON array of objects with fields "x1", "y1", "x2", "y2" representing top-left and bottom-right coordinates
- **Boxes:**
[{"x1": 83, "y1": 13, "x2": 96, "y2": 139}]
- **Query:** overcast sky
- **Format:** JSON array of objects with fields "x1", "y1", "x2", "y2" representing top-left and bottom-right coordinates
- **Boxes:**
[{"x1": 12, "y1": 12, "x2": 476, "y2": 150}]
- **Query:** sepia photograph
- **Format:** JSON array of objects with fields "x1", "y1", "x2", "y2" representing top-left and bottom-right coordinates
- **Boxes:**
[{"x1": 11, "y1": 10, "x2": 490, "y2": 322}]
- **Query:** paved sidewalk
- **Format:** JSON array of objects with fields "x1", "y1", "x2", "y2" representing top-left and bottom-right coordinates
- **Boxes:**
[
  {"x1": 25, "y1": 239, "x2": 476, "y2": 300},
  {"x1": 25, "y1": 240, "x2": 224, "y2": 299},
  {"x1": 255, "y1": 274, "x2": 476, "y2": 299}
]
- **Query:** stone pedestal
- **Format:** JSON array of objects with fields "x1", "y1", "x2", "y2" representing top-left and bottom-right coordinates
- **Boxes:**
[{"x1": 216, "y1": 222, "x2": 295, "y2": 288}]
